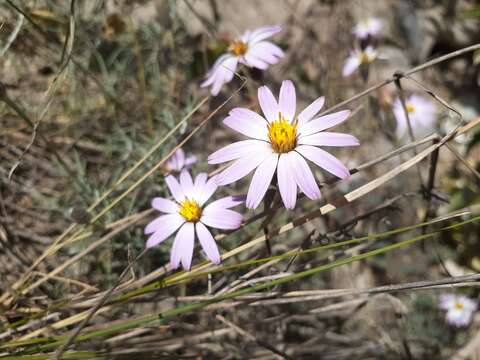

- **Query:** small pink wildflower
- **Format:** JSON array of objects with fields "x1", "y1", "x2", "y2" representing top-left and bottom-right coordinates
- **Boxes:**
[
  {"x1": 208, "y1": 80, "x2": 359, "y2": 210},
  {"x1": 164, "y1": 148, "x2": 197, "y2": 173},
  {"x1": 439, "y1": 294, "x2": 477, "y2": 327},
  {"x1": 353, "y1": 18, "x2": 382, "y2": 39},
  {"x1": 201, "y1": 25, "x2": 284, "y2": 96},
  {"x1": 342, "y1": 46, "x2": 378, "y2": 77},
  {"x1": 145, "y1": 170, "x2": 243, "y2": 270},
  {"x1": 392, "y1": 94, "x2": 436, "y2": 139}
]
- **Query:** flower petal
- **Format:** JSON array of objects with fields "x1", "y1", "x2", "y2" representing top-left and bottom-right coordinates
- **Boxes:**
[
  {"x1": 246, "y1": 41, "x2": 284, "y2": 64},
  {"x1": 185, "y1": 154, "x2": 197, "y2": 167},
  {"x1": 151, "y1": 197, "x2": 179, "y2": 213},
  {"x1": 223, "y1": 108, "x2": 268, "y2": 140},
  {"x1": 342, "y1": 55, "x2": 360, "y2": 77},
  {"x1": 298, "y1": 132, "x2": 360, "y2": 147},
  {"x1": 277, "y1": 154, "x2": 297, "y2": 209},
  {"x1": 197, "y1": 177, "x2": 218, "y2": 206},
  {"x1": 204, "y1": 195, "x2": 245, "y2": 211},
  {"x1": 201, "y1": 55, "x2": 239, "y2": 96},
  {"x1": 246, "y1": 153, "x2": 278, "y2": 209},
  {"x1": 179, "y1": 170, "x2": 194, "y2": 198},
  {"x1": 196, "y1": 222, "x2": 221, "y2": 265},
  {"x1": 298, "y1": 110, "x2": 351, "y2": 137},
  {"x1": 170, "y1": 222, "x2": 194, "y2": 270},
  {"x1": 145, "y1": 214, "x2": 185, "y2": 248},
  {"x1": 215, "y1": 149, "x2": 273, "y2": 186},
  {"x1": 258, "y1": 85, "x2": 279, "y2": 123},
  {"x1": 298, "y1": 96, "x2": 325, "y2": 125},
  {"x1": 247, "y1": 25, "x2": 282, "y2": 45},
  {"x1": 243, "y1": 54, "x2": 269, "y2": 70},
  {"x1": 296, "y1": 145, "x2": 350, "y2": 179},
  {"x1": 208, "y1": 139, "x2": 270, "y2": 165},
  {"x1": 165, "y1": 174, "x2": 185, "y2": 202},
  {"x1": 278, "y1": 80, "x2": 296, "y2": 122},
  {"x1": 201, "y1": 208, "x2": 243, "y2": 230},
  {"x1": 288, "y1": 151, "x2": 321, "y2": 200}
]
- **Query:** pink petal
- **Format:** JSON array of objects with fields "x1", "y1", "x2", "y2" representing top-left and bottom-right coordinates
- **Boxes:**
[
  {"x1": 223, "y1": 108, "x2": 268, "y2": 140},
  {"x1": 151, "y1": 197, "x2": 179, "y2": 213},
  {"x1": 298, "y1": 110, "x2": 351, "y2": 137},
  {"x1": 215, "y1": 149, "x2": 272, "y2": 186},
  {"x1": 196, "y1": 222, "x2": 221, "y2": 265},
  {"x1": 248, "y1": 25, "x2": 282, "y2": 45},
  {"x1": 201, "y1": 55, "x2": 239, "y2": 96},
  {"x1": 288, "y1": 151, "x2": 321, "y2": 200},
  {"x1": 247, "y1": 41, "x2": 284, "y2": 64},
  {"x1": 277, "y1": 154, "x2": 297, "y2": 209},
  {"x1": 179, "y1": 170, "x2": 194, "y2": 198},
  {"x1": 258, "y1": 85, "x2": 279, "y2": 123},
  {"x1": 145, "y1": 214, "x2": 185, "y2": 248},
  {"x1": 194, "y1": 172, "x2": 208, "y2": 191},
  {"x1": 201, "y1": 208, "x2": 243, "y2": 230},
  {"x1": 278, "y1": 80, "x2": 296, "y2": 121},
  {"x1": 298, "y1": 96, "x2": 325, "y2": 125},
  {"x1": 184, "y1": 154, "x2": 197, "y2": 167},
  {"x1": 244, "y1": 54, "x2": 269, "y2": 70},
  {"x1": 203, "y1": 195, "x2": 245, "y2": 211},
  {"x1": 165, "y1": 175, "x2": 185, "y2": 202},
  {"x1": 342, "y1": 56, "x2": 360, "y2": 77},
  {"x1": 298, "y1": 132, "x2": 360, "y2": 147},
  {"x1": 197, "y1": 177, "x2": 218, "y2": 206},
  {"x1": 246, "y1": 153, "x2": 278, "y2": 209},
  {"x1": 170, "y1": 222, "x2": 195, "y2": 270},
  {"x1": 208, "y1": 140, "x2": 270, "y2": 165},
  {"x1": 296, "y1": 145, "x2": 350, "y2": 179}
]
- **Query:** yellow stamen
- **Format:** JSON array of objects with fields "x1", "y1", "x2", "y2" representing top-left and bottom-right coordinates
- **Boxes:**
[
  {"x1": 455, "y1": 301, "x2": 464, "y2": 310},
  {"x1": 229, "y1": 40, "x2": 247, "y2": 56},
  {"x1": 359, "y1": 51, "x2": 370, "y2": 64},
  {"x1": 178, "y1": 199, "x2": 202, "y2": 222},
  {"x1": 268, "y1": 113, "x2": 297, "y2": 153},
  {"x1": 406, "y1": 103, "x2": 415, "y2": 113}
]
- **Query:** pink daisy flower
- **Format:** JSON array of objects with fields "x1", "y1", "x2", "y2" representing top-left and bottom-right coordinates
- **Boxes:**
[
  {"x1": 352, "y1": 17, "x2": 382, "y2": 39},
  {"x1": 201, "y1": 25, "x2": 284, "y2": 96},
  {"x1": 164, "y1": 148, "x2": 197, "y2": 173},
  {"x1": 392, "y1": 94, "x2": 437, "y2": 139},
  {"x1": 342, "y1": 46, "x2": 378, "y2": 77},
  {"x1": 145, "y1": 170, "x2": 243, "y2": 270},
  {"x1": 439, "y1": 294, "x2": 477, "y2": 327},
  {"x1": 208, "y1": 80, "x2": 359, "y2": 210}
]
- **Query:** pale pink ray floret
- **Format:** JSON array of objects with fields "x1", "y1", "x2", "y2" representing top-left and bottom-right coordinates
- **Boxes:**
[
  {"x1": 145, "y1": 170, "x2": 243, "y2": 270},
  {"x1": 164, "y1": 148, "x2": 197, "y2": 173},
  {"x1": 208, "y1": 80, "x2": 359, "y2": 210},
  {"x1": 342, "y1": 46, "x2": 378, "y2": 77},
  {"x1": 352, "y1": 17, "x2": 382, "y2": 39},
  {"x1": 201, "y1": 25, "x2": 284, "y2": 96},
  {"x1": 439, "y1": 294, "x2": 477, "y2": 327},
  {"x1": 392, "y1": 94, "x2": 437, "y2": 139}
]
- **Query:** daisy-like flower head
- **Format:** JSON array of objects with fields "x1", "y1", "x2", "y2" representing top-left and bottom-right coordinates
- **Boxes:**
[
  {"x1": 164, "y1": 148, "x2": 197, "y2": 173},
  {"x1": 439, "y1": 294, "x2": 477, "y2": 327},
  {"x1": 352, "y1": 17, "x2": 382, "y2": 39},
  {"x1": 201, "y1": 25, "x2": 284, "y2": 96},
  {"x1": 342, "y1": 46, "x2": 378, "y2": 77},
  {"x1": 145, "y1": 170, "x2": 243, "y2": 270},
  {"x1": 208, "y1": 80, "x2": 359, "y2": 210},
  {"x1": 392, "y1": 94, "x2": 436, "y2": 139}
]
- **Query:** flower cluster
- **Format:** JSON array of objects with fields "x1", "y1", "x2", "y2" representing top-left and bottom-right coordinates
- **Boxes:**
[
  {"x1": 146, "y1": 26, "x2": 361, "y2": 271},
  {"x1": 343, "y1": 17, "x2": 382, "y2": 78}
]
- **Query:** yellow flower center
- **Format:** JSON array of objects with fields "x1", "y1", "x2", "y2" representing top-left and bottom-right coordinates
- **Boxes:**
[
  {"x1": 268, "y1": 113, "x2": 297, "y2": 153},
  {"x1": 229, "y1": 40, "x2": 248, "y2": 56},
  {"x1": 455, "y1": 301, "x2": 464, "y2": 310},
  {"x1": 359, "y1": 51, "x2": 370, "y2": 64},
  {"x1": 406, "y1": 103, "x2": 415, "y2": 113},
  {"x1": 178, "y1": 199, "x2": 202, "y2": 222}
]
